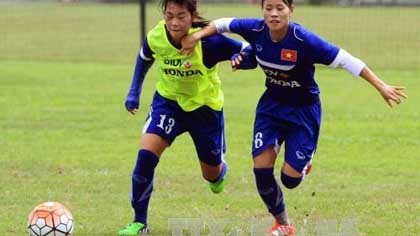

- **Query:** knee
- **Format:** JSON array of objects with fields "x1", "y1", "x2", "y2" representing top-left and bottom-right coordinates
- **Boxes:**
[
  {"x1": 133, "y1": 149, "x2": 160, "y2": 176},
  {"x1": 280, "y1": 171, "x2": 302, "y2": 189},
  {"x1": 253, "y1": 146, "x2": 276, "y2": 169}
]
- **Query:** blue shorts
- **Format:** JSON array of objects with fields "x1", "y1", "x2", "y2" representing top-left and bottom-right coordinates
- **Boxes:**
[
  {"x1": 143, "y1": 92, "x2": 226, "y2": 166},
  {"x1": 252, "y1": 92, "x2": 321, "y2": 173}
]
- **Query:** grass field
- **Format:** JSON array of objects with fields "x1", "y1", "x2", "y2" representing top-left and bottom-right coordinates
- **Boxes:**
[{"x1": 0, "y1": 2, "x2": 419, "y2": 236}]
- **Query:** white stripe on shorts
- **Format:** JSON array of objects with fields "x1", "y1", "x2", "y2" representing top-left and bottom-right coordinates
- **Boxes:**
[{"x1": 142, "y1": 111, "x2": 152, "y2": 134}]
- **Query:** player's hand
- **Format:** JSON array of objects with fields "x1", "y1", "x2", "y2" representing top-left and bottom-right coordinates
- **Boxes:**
[
  {"x1": 378, "y1": 84, "x2": 407, "y2": 107},
  {"x1": 180, "y1": 34, "x2": 199, "y2": 55},
  {"x1": 125, "y1": 100, "x2": 139, "y2": 115},
  {"x1": 231, "y1": 52, "x2": 244, "y2": 72}
]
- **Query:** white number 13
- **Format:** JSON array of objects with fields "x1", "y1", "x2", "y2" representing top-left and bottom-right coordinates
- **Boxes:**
[{"x1": 157, "y1": 114, "x2": 175, "y2": 134}]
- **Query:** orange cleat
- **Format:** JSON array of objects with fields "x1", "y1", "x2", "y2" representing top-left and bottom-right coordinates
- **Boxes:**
[{"x1": 269, "y1": 222, "x2": 295, "y2": 236}]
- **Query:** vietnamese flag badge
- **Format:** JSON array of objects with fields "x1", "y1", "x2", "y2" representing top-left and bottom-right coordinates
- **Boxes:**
[{"x1": 281, "y1": 49, "x2": 297, "y2": 62}]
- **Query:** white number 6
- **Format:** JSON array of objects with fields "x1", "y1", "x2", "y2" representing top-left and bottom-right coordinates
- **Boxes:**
[{"x1": 254, "y1": 132, "x2": 263, "y2": 149}]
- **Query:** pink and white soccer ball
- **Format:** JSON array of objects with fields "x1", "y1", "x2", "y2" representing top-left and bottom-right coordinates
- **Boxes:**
[{"x1": 28, "y1": 202, "x2": 74, "y2": 236}]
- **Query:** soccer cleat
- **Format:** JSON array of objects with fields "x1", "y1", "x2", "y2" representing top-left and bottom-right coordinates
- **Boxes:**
[
  {"x1": 209, "y1": 178, "x2": 225, "y2": 194},
  {"x1": 269, "y1": 222, "x2": 295, "y2": 236},
  {"x1": 117, "y1": 222, "x2": 150, "y2": 236}
]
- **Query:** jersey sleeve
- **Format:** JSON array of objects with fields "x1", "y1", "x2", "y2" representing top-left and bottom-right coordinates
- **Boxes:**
[
  {"x1": 201, "y1": 34, "x2": 247, "y2": 68},
  {"x1": 140, "y1": 37, "x2": 154, "y2": 60},
  {"x1": 126, "y1": 39, "x2": 155, "y2": 103},
  {"x1": 300, "y1": 28, "x2": 340, "y2": 65},
  {"x1": 329, "y1": 49, "x2": 366, "y2": 77},
  {"x1": 227, "y1": 18, "x2": 264, "y2": 44}
]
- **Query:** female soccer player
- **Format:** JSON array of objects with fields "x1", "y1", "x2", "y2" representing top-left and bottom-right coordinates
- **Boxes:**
[
  {"x1": 117, "y1": 0, "x2": 252, "y2": 235},
  {"x1": 180, "y1": 0, "x2": 407, "y2": 235}
]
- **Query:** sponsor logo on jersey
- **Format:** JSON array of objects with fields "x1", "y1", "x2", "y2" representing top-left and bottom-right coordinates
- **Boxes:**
[
  {"x1": 164, "y1": 59, "x2": 183, "y2": 67},
  {"x1": 281, "y1": 49, "x2": 297, "y2": 62},
  {"x1": 264, "y1": 68, "x2": 300, "y2": 87},
  {"x1": 163, "y1": 59, "x2": 194, "y2": 71},
  {"x1": 264, "y1": 69, "x2": 290, "y2": 79},
  {"x1": 267, "y1": 77, "x2": 301, "y2": 88},
  {"x1": 184, "y1": 61, "x2": 192, "y2": 69},
  {"x1": 256, "y1": 44, "x2": 263, "y2": 52},
  {"x1": 163, "y1": 68, "x2": 203, "y2": 77}
]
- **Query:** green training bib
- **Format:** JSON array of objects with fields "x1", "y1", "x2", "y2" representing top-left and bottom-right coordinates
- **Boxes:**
[{"x1": 147, "y1": 21, "x2": 223, "y2": 111}]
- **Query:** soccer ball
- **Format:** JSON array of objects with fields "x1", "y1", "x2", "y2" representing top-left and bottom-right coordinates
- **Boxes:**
[{"x1": 28, "y1": 202, "x2": 74, "y2": 236}]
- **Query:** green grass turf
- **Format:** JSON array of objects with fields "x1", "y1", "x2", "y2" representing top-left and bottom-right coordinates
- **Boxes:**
[{"x1": 0, "y1": 3, "x2": 419, "y2": 236}]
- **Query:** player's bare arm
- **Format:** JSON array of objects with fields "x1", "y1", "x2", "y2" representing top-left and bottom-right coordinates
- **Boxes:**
[
  {"x1": 359, "y1": 67, "x2": 407, "y2": 107},
  {"x1": 180, "y1": 22, "x2": 217, "y2": 55}
]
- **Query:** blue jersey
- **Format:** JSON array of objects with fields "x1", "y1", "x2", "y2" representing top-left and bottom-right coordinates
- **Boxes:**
[{"x1": 229, "y1": 19, "x2": 340, "y2": 105}]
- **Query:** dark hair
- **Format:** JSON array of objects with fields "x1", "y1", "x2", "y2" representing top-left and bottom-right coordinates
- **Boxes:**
[
  {"x1": 160, "y1": 0, "x2": 210, "y2": 28},
  {"x1": 261, "y1": 0, "x2": 293, "y2": 8}
]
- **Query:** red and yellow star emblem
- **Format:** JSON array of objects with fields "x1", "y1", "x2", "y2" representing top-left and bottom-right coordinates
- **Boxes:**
[{"x1": 281, "y1": 49, "x2": 297, "y2": 62}]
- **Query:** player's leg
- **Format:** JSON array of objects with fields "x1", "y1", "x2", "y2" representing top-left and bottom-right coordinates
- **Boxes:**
[
  {"x1": 281, "y1": 102, "x2": 321, "y2": 190},
  {"x1": 132, "y1": 135, "x2": 168, "y2": 224},
  {"x1": 254, "y1": 146, "x2": 295, "y2": 236},
  {"x1": 252, "y1": 109, "x2": 295, "y2": 236},
  {"x1": 199, "y1": 161, "x2": 227, "y2": 193},
  {"x1": 118, "y1": 134, "x2": 168, "y2": 236},
  {"x1": 188, "y1": 106, "x2": 227, "y2": 193},
  {"x1": 253, "y1": 146, "x2": 292, "y2": 224},
  {"x1": 251, "y1": 113, "x2": 293, "y2": 228},
  {"x1": 119, "y1": 92, "x2": 184, "y2": 236}
]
